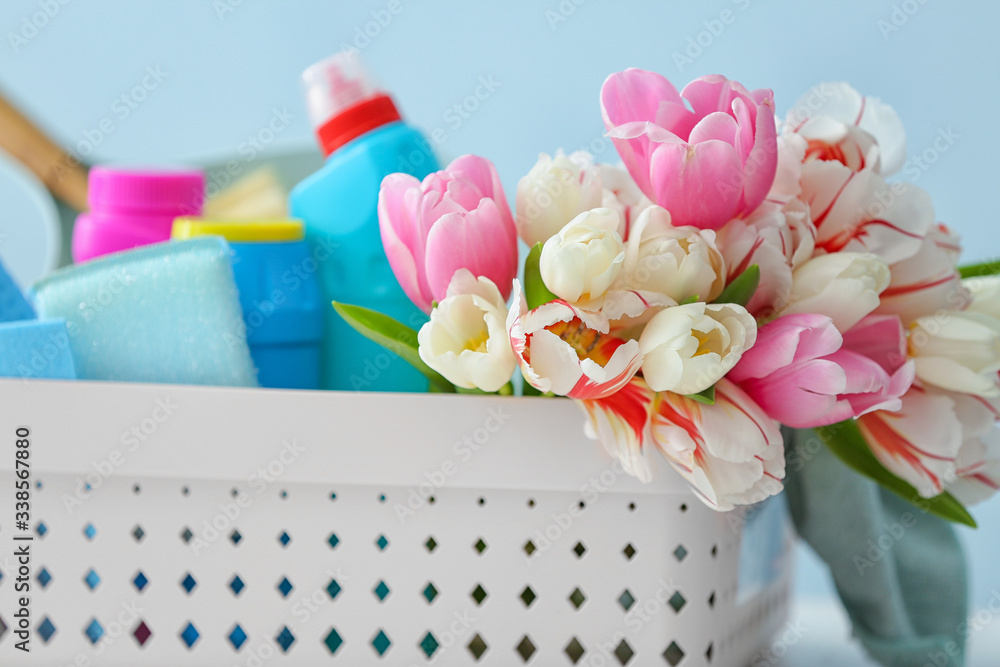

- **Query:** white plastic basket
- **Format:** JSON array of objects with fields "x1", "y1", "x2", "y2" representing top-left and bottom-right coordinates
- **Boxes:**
[{"x1": 0, "y1": 378, "x2": 792, "y2": 666}]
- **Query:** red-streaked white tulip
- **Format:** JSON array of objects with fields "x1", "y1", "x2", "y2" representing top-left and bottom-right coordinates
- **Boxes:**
[
  {"x1": 857, "y1": 386, "x2": 963, "y2": 498},
  {"x1": 946, "y1": 391, "x2": 1000, "y2": 506},
  {"x1": 540, "y1": 208, "x2": 624, "y2": 307},
  {"x1": 964, "y1": 275, "x2": 1000, "y2": 321},
  {"x1": 578, "y1": 377, "x2": 657, "y2": 482},
  {"x1": 910, "y1": 311, "x2": 1000, "y2": 398},
  {"x1": 515, "y1": 150, "x2": 603, "y2": 248},
  {"x1": 782, "y1": 252, "x2": 890, "y2": 332},
  {"x1": 601, "y1": 70, "x2": 778, "y2": 231},
  {"x1": 506, "y1": 281, "x2": 642, "y2": 400},
  {"x1": 638, "y1": 302, "x2": 757, "y2": 395},
  {"x1": 800, "y1": 159, "x2": 933, "y2": 265},
  {"x1": 729, "y1": 314, "x2": 914, "y2": 428},
  {"x1": 715, "y1": 197, "x2": 816, "y2": 318},
  {"x1": 876, "y1": 224, "x2": 967, "y2": 325},
  {"x1": 378, "y1": 154, "x2": 518, "y2": 313},
  {"x1": 786, "y1": 82, "x2": 906, "y2": 176},
  {"x1": 416, "y1": 270, "x2": 515, "y2": 392},
  {"x1": 651, "y1": 380, "x2": 785, "y2": 510},
  {"x1": 622, "y1": 205, "x2": 726, "y2": 303}
]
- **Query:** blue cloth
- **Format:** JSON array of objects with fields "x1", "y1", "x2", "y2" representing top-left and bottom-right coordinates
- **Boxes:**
[
  {"x1": 0, "y1": 319, "x2": 76, "y2": 379},
  {"x1": 784, "y1": 428, "x2": 969, "y2": 667},
  {"x1": 0, "y1": 257, "x2": 35, "y2": 322}
]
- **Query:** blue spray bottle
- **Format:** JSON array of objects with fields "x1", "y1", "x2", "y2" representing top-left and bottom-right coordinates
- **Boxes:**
[{"x1": 290, "y1": 54, "x2": 439, "y2": 392}]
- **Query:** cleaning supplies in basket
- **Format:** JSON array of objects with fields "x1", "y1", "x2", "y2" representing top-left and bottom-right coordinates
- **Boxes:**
[{"x1": 31, "y1": 236, "x2": 257, "y2": 386}]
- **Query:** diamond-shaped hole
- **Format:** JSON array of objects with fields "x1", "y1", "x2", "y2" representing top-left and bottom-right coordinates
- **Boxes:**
[
  {"x1": 423, "y1": 582, "x2": 438, "y2": 604},
  {"x1": 468, "y1": 633, "x2": 489, "y2": 661},
  {"x1": 83, "y1": 523, "x2": 97, "y2": 541},
  {"x1": 372, "y1": 629, "x2": 391, "y2": 656},
  {"x1": 180, "y1": 622, "x2": 200, "y2": 649},
  {"x1": 277, "y1": 577, "x2": 293, "y2": 598},
  {"x1": 133, "y1": 621, "x2": 152, "y2": 647},
  {"x1": 425, "y1": 536, "x2": 438, "y2": 552},
  {"x1": 711, "y1": 544, "x2": 718, "y2": 558},
  {"x1": 663, "y1": 641, "x2": 685, "y2": 666},
  {"x1": 520, "y1": 585, "x2": 536, "y2": 607},
  {"x1": 180, "y1": 527, "x2": 193, "y2": 543},
  {"x1": 327, "y1": 578, "x2": 342, "y2": 600},
  {"x1": 623, "y1": 543, "x2": 636, "y2": 560},
  {"x1": 37, "y1": 567, "x2": 52, "y2": 589},
  {"x1": 420, "y1": 631, "x2": 440, "y2": 658},
  {"x1": 376, "y1": 534, "x2": 389, "y2": 551},
  {"x1": 229, "y1": 529, "x2": 242, "y2": 545},
  {"x1": 84, "y1": 569, "x2": 101, "y2": 591},
  {"x1": 328, "y1": 533, "x2": 340, "y2": 549},
  {"x1": 278, "y1": 531, "x2": 291, "y2": 547},
  {"x1": 84, "y1": 618, "x2": 104, "y2": 645},
  {"x1": 228, "y1": 624, "x2": 247, "y2": 651},
  {"x1": 706, "y1": 641, "x2": 714, "y2": 663},
  {"x1": 374, "y1": 580, "x2": 391, "y2": 601},
  {"x1": 132, "y1": 525, "x2": 145, "y2": 542},
  {"x1": 708, "y1": 591, "x2": 716, "y2": 609},
  {"x1": 524, "y1": 540, "x2": 537, "y2": 556},
  {"x1": 324, "y1": 628, "x2": 343, "y2": 655},
  {"x1": 471, "y1": 583, "x2": 488, "y2": 606},
  {"x1": 180, "y1": 573, "x2": 197, "y2": 594},
  {"x1": 668, "y1": 591, "x2": 687, "y2": 613},
  {"x1": 565, "y1": 637, "x2": 585, "y2": 664},
  {"x1": 569, "y1": 587, "x2": 587, "y2": 609},
  {"x1": 229, "y1": 575, "x2": 245, "y2": 596},
  {"x1": 36, "y1": 522, "x2": 47, "y2": 537},
  {"x1": 133, "y1": 571, "x2": 149, "y2": 592},
  {"x1": 516, "y1": 635, "x2": 536, "y2": 662},
  {"x1": 0, "y1": 616, "x2": 7, "y2": 643},
  {"x1": 474, "y1": 538, "x2": 488, "y2": 554},
  {"x1": 619, "y1": 589, "x2": 636, "y2": 611},
  {"x1": 673, "y1": 545, "x2": 688, "y2": 562},
  {"x1": 573, "y1": 541, "x2": 587, "y2": 558},
  {"x1": 38, "y1": 617, "x2": 56, "y2": 643},
  {"x1": 276, "y1": 626, "x2": 295, "y2": 653},
  {"x1": 614, "y1": 638, "x2": 635, "y2": 665}
]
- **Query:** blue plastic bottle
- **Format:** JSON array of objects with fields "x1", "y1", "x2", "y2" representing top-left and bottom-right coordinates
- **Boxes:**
[{"x1": 290, "y1": 54, "x2": 439, "y2": 392}]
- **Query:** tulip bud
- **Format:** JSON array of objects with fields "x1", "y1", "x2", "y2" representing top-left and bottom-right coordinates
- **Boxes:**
[{"x1": 539, "y1": 208, "x2": 624, "y2": 305}]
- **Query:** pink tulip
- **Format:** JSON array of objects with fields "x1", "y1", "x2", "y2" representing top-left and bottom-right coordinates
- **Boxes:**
[
  {"x1": 729, "y1": 313, "x2": 915, "y2": 428},
  {"x1": 378, "y1": 155, "x2": 518, "y2": 313},
  {"x1": 600, "y1": 70, "x2": 778, "y2": 231}
]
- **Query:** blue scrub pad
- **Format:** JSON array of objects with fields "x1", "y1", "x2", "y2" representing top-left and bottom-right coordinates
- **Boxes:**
[
  {"x1": 0, "y1": 257, "x2": 36, "y2": 322},
  {"x1": 0, "y1": 319, "x2": 76, "y2": 379},
  {"x1": 30, "y1": 237, "x2": 258, "y2": 386}
]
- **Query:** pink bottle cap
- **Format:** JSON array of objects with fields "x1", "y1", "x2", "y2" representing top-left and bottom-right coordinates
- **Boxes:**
[{"x1": 87, "y1": 166, "x2": 206, "y2": 216}]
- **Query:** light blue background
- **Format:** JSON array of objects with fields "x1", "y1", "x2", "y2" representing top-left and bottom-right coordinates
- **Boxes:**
[{"x1": 2, "y1": 1, "x2": 998, "y2": 662}]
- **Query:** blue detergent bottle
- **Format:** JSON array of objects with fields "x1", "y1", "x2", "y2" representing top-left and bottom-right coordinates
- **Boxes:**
[{"x1": 290, "y1": 54, "x2": 439, "y2": 392}]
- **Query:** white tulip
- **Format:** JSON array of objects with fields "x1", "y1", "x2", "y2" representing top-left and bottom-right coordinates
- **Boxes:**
[
  {"x1": 539, "y1": 208, "x2": 624, "y2": 305},
  {"x1": 638, "y1": 302, "x2": 757, "y2": 395},
  {"x1": 417, "y1": 270, "x2": 515, "y2": 392},
  {"x1": 515, "y1": 150, "x2": 603, "y2": 248},
  {"x1": 782, "y1": 252, "x2": 890, "y2": 332},
  {"x1": 623, "y1": 205, "x2": 726, "y2": 302},
  {"x1": 964, "y1": 275, "x2": 1000, "y2": 321},
  {"x1": 910, "y1": 310, "x2": 1000, "y2": 398}
]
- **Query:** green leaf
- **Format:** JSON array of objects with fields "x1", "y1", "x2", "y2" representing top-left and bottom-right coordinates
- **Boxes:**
[
  {"x1": 816, "y1": 420, "x2": 977, "y2": 528},
  {"x1": 687, "y1": 384, "x2": 716, "y2": 405},
  {"x1": 958, "y1": 261, "x2": 1000, "y2": 279},
  {"x1": 713, "y1": 264, "x2": 760, "y2": 307},
  {"x1": 524, "y1": 242, "x2": 558, "y2": 310},
  {"x1": 332, "y1": 302, "x2": 455, "y2": 393},
  {"x1": 680, "y1": 294, "x2": 700, "y2": 305}
]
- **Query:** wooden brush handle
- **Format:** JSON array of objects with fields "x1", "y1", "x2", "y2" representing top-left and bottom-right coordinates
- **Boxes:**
[{"x1": 0, "y1": 89, "x2": 89, "y2": 212}]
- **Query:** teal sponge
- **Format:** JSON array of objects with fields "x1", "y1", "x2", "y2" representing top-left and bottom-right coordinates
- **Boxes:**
[
  {"x1": 31, "y1": 237, "x2": 257, "y2": 386},
  {"x1": 0, "y1": 319, "x2": 76, "y2": 379}
]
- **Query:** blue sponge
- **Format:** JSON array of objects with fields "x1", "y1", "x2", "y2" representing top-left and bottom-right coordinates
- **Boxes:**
[
  {"x1": 30, "y1": 237, "x2": 258, "y2": 387},
  {"x1": 0, "y1": 319, "x2": 77, "y2": 379},
  {"x1": 0, "y1": 257, "x2": 36, "y2": 322}
]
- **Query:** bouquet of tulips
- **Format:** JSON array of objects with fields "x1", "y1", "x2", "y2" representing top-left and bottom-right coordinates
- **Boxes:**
[{"x1": 336, "y1": 68, "x2": 1000, "y2": 522}]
